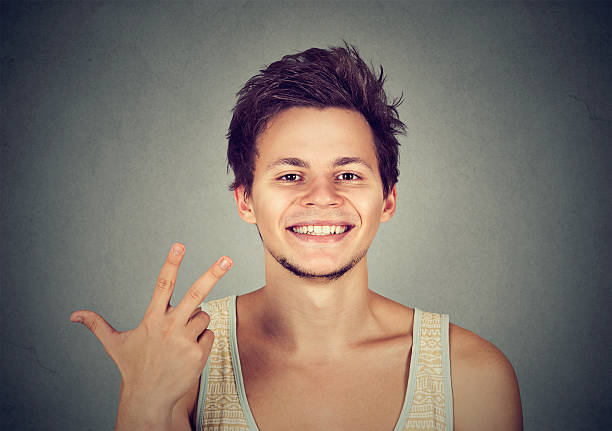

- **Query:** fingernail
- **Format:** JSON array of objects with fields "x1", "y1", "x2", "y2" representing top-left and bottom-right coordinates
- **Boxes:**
[
  {"x1": 72, "y1": 316, "x2": 83, "y2": 323},
  {"x1": 219, "y1": 257, "x2": 231, "y2": 270},
  {"x1": 173, "y1": 245, "x2": 184, "y2": 256}
]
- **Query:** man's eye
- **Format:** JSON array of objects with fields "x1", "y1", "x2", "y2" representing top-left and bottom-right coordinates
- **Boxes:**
[
  {"x1": 337, "y1": 173, "x2": 360, "y2": 181},
  {"x1": 279, "y1": 174, "x2": 300, "y2": 181}
]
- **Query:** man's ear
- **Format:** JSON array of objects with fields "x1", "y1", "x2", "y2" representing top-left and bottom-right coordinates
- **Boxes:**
[
  {"x1": 380, "y1": 184, "x2": 397, "y2": 223},
  {"x1": 234, "y1": 186, "x2": 257, "y2": 224}
]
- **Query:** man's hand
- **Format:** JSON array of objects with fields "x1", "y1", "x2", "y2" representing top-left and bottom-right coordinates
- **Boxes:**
[{"x1": 70, "y1": 243, "x2": 232, "y2": 430}]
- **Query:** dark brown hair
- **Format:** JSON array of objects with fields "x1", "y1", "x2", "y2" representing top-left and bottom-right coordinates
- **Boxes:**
[{"x1": 227, "y1": 42, "x2": 406, "y2": 199}]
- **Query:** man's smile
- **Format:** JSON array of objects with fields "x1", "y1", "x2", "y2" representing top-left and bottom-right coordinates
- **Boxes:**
[
  {"x1": 286, "y1": 222, "x2": 355, "y2": 243},
  {"x1": 291, "y1": 225, "x2": 349, "y2": 235}
]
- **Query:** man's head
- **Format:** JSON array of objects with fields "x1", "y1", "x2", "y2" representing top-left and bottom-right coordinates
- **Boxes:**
[
  {"x1": 228, "y1": 43, "x2": 405, "y2": 281},
  {"x1": 227, "y1": 42, "x2": 406, "y2": 200}
]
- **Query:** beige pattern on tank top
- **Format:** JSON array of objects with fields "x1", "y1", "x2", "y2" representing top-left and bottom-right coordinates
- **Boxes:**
[
  {"x1": 201, "y1": 297, "x2": 250, "y2": 430},
  {"x1": 402, "y1": 311, "x2": 448, "y2": 431},
  {"x1": 200, "y1": 297, "x2": 449, "y2": 431}
]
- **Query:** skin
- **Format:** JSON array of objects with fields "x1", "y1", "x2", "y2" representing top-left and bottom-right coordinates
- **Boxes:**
[{"x1": 72, "y1": 106, "x2": 522, "y2": 430}]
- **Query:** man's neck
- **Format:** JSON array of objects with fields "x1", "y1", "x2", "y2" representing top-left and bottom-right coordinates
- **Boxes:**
[{"x1": 243, "y1": 254, "x2": 380, "y2": 362}]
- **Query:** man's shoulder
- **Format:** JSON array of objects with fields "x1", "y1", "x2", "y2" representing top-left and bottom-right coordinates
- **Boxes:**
[
  {"x1": 369, "y1": 291, "x2": 415, "y2": 333},
  {"x1": 449, "y1": 323, "x2": 523, "y2": 430},
  {"x1": 449, "y1": 323, "x2": 509, "y2": 364},
  {"x1": 449, "y1": 323, "x2": 518, "y2": 391}
]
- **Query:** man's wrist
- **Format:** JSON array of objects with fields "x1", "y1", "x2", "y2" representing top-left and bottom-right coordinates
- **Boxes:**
[{"x1": 116, "y1": 393, "x2": 173, "y2": 431}]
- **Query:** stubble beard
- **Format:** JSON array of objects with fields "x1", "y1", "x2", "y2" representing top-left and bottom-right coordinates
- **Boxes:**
[
  {"x1": 257, "y1": 226, "x2": 368, "y2": 281},
  {"x1": 267, "y1": 246, "x2": 368, "y2": 281}
]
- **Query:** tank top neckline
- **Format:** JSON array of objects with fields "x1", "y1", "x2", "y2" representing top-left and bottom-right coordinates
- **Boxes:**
[{"x1": 227, "y1": 294, "x2": 422, "y2": 431}]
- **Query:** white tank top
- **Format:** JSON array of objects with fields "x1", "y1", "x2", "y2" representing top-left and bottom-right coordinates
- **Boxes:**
[{"x1": 196, "y1": 295, "x2": 453, "y2": 430}]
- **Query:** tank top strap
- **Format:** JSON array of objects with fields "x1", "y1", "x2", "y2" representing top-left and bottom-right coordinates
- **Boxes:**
[
  {"x1": 402, "y1": 309, "x2": 454, "y2": 431},
  {"x1": 197, "y1": 296, "x2": 250, "y2": 430}
]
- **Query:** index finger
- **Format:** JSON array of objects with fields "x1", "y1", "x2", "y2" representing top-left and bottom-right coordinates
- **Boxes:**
[{"x1": 174, "y1": 256, "x2": 232, "y2": 321}]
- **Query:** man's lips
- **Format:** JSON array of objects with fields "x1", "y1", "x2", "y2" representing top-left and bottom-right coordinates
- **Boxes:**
[
  {"x1": 286, "y1": 222, "x2": 354, "y2": 233},
  {"x1": 285, "y1": 222, "x2": 355, "y2": 242}
]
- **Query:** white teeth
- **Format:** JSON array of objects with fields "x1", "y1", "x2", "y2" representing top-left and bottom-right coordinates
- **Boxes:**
[{"x1": 291, "y1": 225, "x2": 348, "y2": 235}]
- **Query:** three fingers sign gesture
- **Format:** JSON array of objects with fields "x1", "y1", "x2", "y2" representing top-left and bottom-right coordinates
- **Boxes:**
[{"x1": 70, "y1": 243, "x2": 232, "y2": 430}]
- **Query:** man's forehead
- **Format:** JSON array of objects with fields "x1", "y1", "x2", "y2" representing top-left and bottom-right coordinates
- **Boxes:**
[{"x1": 254, "y1": 106, "x2": 377, "y2": 164}]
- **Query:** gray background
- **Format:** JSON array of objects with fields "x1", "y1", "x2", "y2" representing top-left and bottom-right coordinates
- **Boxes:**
[{"x1": 1, "y1": 1, "x2": 610, "y2": 430}]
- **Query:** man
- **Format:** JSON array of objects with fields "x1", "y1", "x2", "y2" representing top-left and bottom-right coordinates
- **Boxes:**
[{"x1": 71, "y1": 44, "x2": 522, "y2": 430}]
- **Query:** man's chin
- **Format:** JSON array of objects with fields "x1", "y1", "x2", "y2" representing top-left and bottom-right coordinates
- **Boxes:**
[{"x1": 268, "y1": 249, "x2": 367, "y2": 282}]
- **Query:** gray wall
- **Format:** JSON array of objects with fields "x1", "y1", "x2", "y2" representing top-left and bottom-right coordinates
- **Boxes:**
[{"x1": 1, "y1": 2, "x2": 610, "y2": 430}]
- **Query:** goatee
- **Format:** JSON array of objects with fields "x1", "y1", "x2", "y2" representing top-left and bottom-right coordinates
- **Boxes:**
[{"x1": 266, "y1": 246, "x2": 367, "y2": 281}]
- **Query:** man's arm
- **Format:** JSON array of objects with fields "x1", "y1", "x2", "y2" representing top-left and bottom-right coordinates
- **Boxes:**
[{"x1": 450, "y1": 323, "x2": 523, "y2": 431}]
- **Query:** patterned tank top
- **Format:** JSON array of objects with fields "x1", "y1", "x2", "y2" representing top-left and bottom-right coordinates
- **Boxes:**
[{"x1": 196, "y1": 296, "x2": 453, "y2": 431}]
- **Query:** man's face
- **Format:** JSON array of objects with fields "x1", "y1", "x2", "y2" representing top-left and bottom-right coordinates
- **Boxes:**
[{"x1": 235, "y1": 106, "x2": 396, "y2": 280}]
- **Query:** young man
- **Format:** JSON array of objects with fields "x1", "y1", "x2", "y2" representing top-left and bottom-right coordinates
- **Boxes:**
[{"x1": 71, "y1": 44, "x2": 523, "y2": 430}]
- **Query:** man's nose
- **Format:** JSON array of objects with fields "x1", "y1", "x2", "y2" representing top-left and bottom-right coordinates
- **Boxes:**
[{"x1": 299, "y1": 177, "x2": 343, "y2": 208}]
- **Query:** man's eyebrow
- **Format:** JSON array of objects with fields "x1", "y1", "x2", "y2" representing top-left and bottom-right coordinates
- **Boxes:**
[
  {"x1": 332, "y1": 157, "x2": 375, "y2": 173},
  {"x1": 266, "y1": 157, "x2": 310, "y2": 171},
  {"x1": 265, "y1": 156, "x2": 374, "y2": 173}
]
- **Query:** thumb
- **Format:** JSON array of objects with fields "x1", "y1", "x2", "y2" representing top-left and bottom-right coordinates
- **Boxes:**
[{"x1": 71, "y1": 310, "x2": 120, "y2": 352}]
